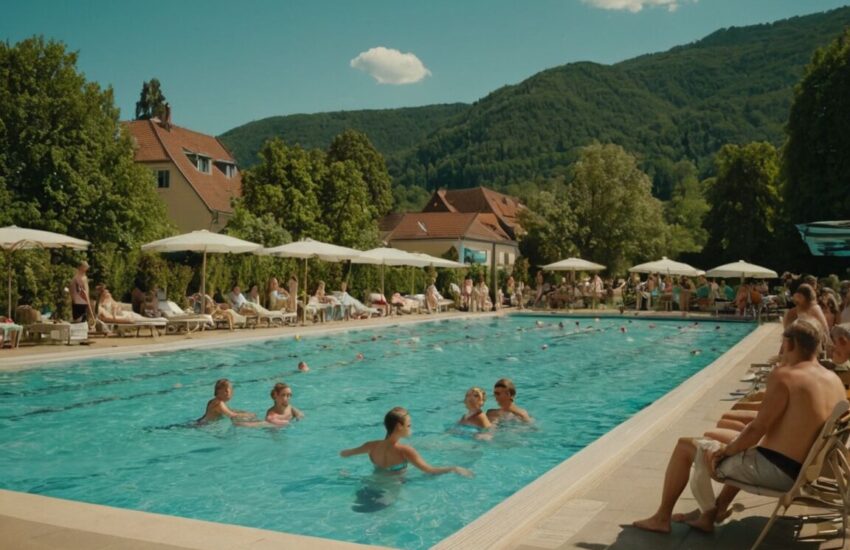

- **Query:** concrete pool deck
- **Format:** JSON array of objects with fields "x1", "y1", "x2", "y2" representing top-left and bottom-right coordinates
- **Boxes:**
[{"x1": 2, "y1": 312, "x2": 845, "y2": 549}]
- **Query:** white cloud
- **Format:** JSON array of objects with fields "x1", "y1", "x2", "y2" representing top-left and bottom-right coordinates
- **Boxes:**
[
  {"x1": 583, "y1": 0, "x2": 694, "y2": 13},
  {"x1": 350, "y1": 47, "x2": 431, "y2": 85}
]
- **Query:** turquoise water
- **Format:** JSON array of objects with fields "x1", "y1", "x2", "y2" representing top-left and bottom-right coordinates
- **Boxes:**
[{"x1": 0, "y1": 316, "x2": 753, "y2": 549}]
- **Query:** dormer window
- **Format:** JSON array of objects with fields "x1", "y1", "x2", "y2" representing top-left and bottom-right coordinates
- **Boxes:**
[
  {"x1": 215, "y1": 160, "x2": 237, "y2": 179},
  {"x1": 185, "y1": 151, "x2": 211, "y2": 174}
]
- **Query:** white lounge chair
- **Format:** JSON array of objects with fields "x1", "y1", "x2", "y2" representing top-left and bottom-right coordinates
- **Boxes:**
[
  {"x1": 240, "y1": 302, "x2": 295, "y2": 326},
  {"x1": 158, "y1": 300, "x2": 214, "y2": 334}
]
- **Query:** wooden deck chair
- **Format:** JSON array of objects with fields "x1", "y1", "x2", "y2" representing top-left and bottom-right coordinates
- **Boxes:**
[{"x1": 723, "y1": 400, "x2": 850, "y2": 549}]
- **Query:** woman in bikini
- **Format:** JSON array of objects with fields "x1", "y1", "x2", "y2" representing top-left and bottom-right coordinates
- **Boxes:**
[
  {"x1": 340, "y1": 407, "x2": 473, "y2": 476},
  {"x1": 459, "y1": 387, "x2": 491, "y2": 429}
]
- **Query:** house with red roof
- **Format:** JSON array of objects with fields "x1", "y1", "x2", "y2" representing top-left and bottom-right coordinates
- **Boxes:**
[
  {"x1": 380, "y1": 187, "x2": 524, "y2": 267},
  {"x1": 124, "y1": 111, "x2": 242, "y2": 233}
]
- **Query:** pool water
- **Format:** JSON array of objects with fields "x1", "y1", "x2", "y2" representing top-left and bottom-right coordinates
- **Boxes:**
[{"x1": 0, "y1": 316, "x2": 753, "y2": 549}]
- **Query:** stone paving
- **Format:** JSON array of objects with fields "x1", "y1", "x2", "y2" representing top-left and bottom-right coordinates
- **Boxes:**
[{"x1": 511, "y1": 322, "x2": 849, "y2": 550}]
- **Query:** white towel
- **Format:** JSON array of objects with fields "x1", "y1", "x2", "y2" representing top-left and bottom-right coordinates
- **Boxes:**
[{"x1": 690, "y1": 438, "x2": 722, "y2": 512}]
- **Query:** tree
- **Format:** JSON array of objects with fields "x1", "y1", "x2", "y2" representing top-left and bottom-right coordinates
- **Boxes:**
[
  {"x1": 135, "y1": 78, "x2": 168, "y2": 120},
  {"x1": 783, "y1": 29, "x2": 850, "y2": 223},
  {"x1": 327, "y1": 130, "x2": 393, "y2": 217},
  {"x1": 664, "y1": 160, "x2": 709, "y2": 257},
  {"x1": 0, "y1": 37, "x2": 171, "y2": 308},
  {"x1": 318, "y1": 160, "x2": 378, "y2": 249},
  {"x1": 566, "y1": 144, "x2": 668, "y2": 274},
  {"x1": 517, "y1": 189, "x2": 577, "y2": 266},
  {"x1": 240, "y1": 138, "x2": 324, "y2": 240},
  {"x1": 702, "y1": 142, "x2": 781, "y2": 265}
]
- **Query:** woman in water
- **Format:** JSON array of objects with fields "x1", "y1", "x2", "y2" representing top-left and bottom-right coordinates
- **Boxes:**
[
  {"x1": 265, "y1": 382, "x2": 303, "y2": 425},
  {"x1": 459, "y1": 387, "x2": 491, "y2": 429},
  {"x1": 340, "y1": 407, "x2": 473, "y2": 477}
]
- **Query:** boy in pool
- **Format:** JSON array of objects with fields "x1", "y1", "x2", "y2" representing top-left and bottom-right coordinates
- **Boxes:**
[
  {"x1": 196, "y1": 379, "x2": 256, "y2": 424},
  {"x1": 265, "y1": 382, "x2": 304, "y2": 426},
  {"x1": 486, "y1": 378, "x2": 531, "y2": 423}
]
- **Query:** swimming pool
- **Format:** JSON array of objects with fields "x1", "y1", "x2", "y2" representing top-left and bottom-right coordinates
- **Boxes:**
[{"x1": 0, "y1": 315, "x2": 753, "y2": 549}]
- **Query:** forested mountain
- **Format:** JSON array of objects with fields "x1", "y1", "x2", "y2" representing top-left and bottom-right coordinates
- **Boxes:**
[
  {"x1": 220, "y1": 103, "x2": 468, "y2": 168},
  {"x1": 220, "y1": 6, "x2": 850, "y2": 200}
]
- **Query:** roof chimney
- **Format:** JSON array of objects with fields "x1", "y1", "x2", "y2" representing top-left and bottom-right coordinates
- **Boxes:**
[{"x1": 163, "y1": 102, "x2": 172, "y2": 130}]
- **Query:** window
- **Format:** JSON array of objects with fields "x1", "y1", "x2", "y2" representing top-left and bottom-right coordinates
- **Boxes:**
[
  {"x1": 185, "y1": 151, "x2": 211, "y2": 174},
  {"x1": 216, "y1": 161, "x2": 237, "y2": 178},
  {"x1": 197, "y1": 156, "x2": 210, "y2": 173},
  {"x1": 156, "y1": 170, "x2": 170, "y2": 189}
]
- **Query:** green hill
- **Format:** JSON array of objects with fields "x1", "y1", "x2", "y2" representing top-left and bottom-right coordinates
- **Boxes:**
[
  {"x1": 219, "y1": 103, "x2": 469, "y2": 167},
  {"x1": 220, "y1": 6, "x2": 850, "y2": 199}
]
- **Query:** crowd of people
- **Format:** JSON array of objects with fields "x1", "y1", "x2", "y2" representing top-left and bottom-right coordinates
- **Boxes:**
[{"x1": 631, "y1": 276, "x2": 850, "y2": 539}]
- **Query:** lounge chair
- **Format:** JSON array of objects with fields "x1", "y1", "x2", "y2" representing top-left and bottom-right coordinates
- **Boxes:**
[
  {"x1": 1, "y1": 319, "x2": 24, "y2": 348},
  {"x1": 332, "y1": 291, "x2": 381, "y2": 319},
  {"x1": 158, "y1": 300, "x2": 214, "y2": 334},
  {"x1": 367, "y1": 293, "x2": 391, "y2": 317},
  {"x1": 240, "y1": 301, "x2": 295, "y2": 326},
  {"x1": 722, "y1": 400, "x2": 850, "y2": 549},
  {"x1": 97, "y1": 304, "x2": 167, "y2": 337}
]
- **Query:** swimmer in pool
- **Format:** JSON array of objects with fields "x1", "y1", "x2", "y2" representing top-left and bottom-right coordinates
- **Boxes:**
[
  {"x1": 265, "y1": 382, "x2": 304, "y2": 425},
  {"x1": 486, "y1": 378, "x2": 531, "y2": 423},
  {"x1": 340, "y1": 407, "x2": 473, "y2": 477},
  {"x1": 459, "y1": 387, "x2": 491, "y2": 429},
  {"x1": 298, "y1": 361, "x2": 310, "y2": 372},
  {"x1": 196, "y1": 379, "x2": 256, "y2": 424}
]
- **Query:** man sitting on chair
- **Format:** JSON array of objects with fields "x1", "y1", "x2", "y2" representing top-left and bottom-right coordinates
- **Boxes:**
[{"x1": 633, "y1": 319, "x2": 846, "y2": 534}]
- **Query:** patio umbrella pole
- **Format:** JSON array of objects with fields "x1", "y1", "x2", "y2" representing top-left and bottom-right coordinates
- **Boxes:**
[
  {"x1": 381, "y1": 264, "x2": 385, "y2": 301},
  {"x1": 6, "y1": 250, "x2": 11, "y2": 319},
  {"x1": 303, "y1": 258, "x2": 309, "y2": 325},
  {"x1": 200, "y1": 250, "x2": 207, "y2": 300}
]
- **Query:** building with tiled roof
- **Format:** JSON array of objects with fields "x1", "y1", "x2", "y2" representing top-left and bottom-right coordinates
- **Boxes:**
[
  {"x1": 381, "y1": 190, "x2": 521, "y2": 267},
  {"x1": 422, "y1": 186, "x2": 524, "y2": 239},
  {"x1": 124, "y1": 112, "x2": 242, "y2": 233}
]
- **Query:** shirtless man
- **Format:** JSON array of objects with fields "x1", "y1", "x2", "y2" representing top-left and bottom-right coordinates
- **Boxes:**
[
  {"x1": 197, "y1": 379, "x2": 256, "y2": 424},
  {"x1": 70, "y1": 261, "x2": 90, "y2": 322},
  {"x1": 633, "y1": 320, "x2": 846, "y2": 534},
  {"x1": 486, "y1": 378, "x2": 531, "y2": 423}
]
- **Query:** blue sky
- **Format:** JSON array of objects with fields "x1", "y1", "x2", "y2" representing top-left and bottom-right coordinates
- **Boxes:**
[{"x1": 2, "y1": 0, "x2": 847, "y2": 135}]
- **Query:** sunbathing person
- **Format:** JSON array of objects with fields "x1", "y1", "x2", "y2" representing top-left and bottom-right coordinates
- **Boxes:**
[
  {"x1": 228, "y1": 284, "x2": 249, "y2": 311},
  {"x1": 783, "y1": 284, "x2": 830, "y2": 348},
  {"x1": 368, "y1": 290, "x2": 390, "y2": 317},
  {"x1": 197, "y1": 379, "x2": 256, "y2": 424},
  {"x1": 633, "y1": 320, "x2": 845, "y2": 534},
  {"x1": 97, "y1": 288, "x2": 166, "y2": 324},
  {"x1": 390, "y1": 292, "x2": 419, "y2": 314},
  {"x1": 247, "y1": 285, "x2": 261, "y2": 305},
  {"x1": 267, "y1": 277, "x2": 289, "y2": 310},
  {"x1": 486, "y1": 378, "x2": 531, "y2": 423},
  {"x1": 190, "y1": 293, "x2": 240, "y2": 330},
  {"x1": 315, "y1": 281, "x2": 342, "y2": 320},
  {"x1": 334, "y1": 281, "x2": 380, "y2": 319},
  {"x1": 340, "y1": 407, "x2": 473, "y2": 477},
  {"x1": 459, "y1": 387, "x2": 491, "y2": 429}
]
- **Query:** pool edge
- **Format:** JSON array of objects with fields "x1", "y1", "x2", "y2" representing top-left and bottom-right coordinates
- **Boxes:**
[
  {"x1": 0, "y1": 313, "x2": 768, "y2": 550},
  {"x1": 431, "y1": 322, "x2": 776, "y2": 550}
]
